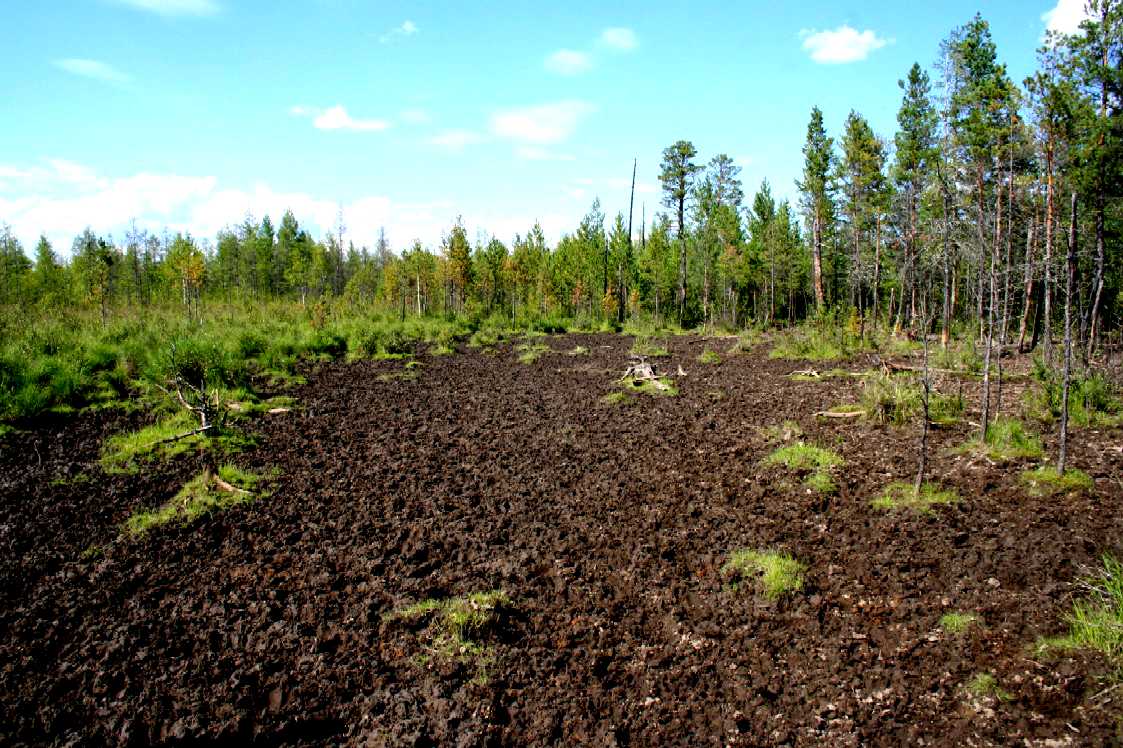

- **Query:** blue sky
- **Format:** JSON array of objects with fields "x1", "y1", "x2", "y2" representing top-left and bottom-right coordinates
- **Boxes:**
[{"x1": 0, "y1": 0, "x2": 1091, "y2": 255}]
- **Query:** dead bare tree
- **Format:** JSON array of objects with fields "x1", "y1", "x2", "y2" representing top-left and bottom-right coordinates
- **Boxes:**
[{"x1": 915, "y1": 282, "x2": 938, "y2": 494}]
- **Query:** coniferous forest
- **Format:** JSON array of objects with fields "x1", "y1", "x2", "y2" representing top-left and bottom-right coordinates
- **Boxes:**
[{"x1": 3, "y1": 6, "x2": 1123, "y2": 747}]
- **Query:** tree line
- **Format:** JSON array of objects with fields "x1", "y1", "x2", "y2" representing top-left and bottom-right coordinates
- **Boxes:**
[{"x1": 1, "y1": 6, "x2": 1119, "y2": 355}]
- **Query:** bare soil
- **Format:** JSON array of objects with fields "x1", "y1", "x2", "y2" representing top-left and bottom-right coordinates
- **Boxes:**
[{"x1": 2, "y1": 334, "x2": 1122, "y2": 746}]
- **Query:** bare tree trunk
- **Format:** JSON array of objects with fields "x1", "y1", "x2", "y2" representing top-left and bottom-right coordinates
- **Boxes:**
[
  {"x1": 1087, "y1": 195, "x2": 1105, "y2": 360},
  {"x1": 1017, "y1": 217, "x2": 1037, "y2": 352},
  {"x1": 812, "y1": 214, "x2": 825, "y2": 309},
  {"x1": 1043, "y1": 142, "x2": 1056, "y2": 363},
  {"x1": 1059, "y1": 191, "x2": 1078, "y2": 474},
  {"x1": 980, "y1": 182, "x2": 1002, "y2": 440},
  {"x1": 873, "y1": 215, "x2": 882, "y2": 333},
  {"x1": 940, "y1": 173, "x2": 952, "y2": 348},
  {"x1": 916, "y1": 297, "x2": 933, "y2": 494}
]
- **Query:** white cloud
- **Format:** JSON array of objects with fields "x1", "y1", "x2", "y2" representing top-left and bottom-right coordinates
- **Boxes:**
[
  {"x1": 516, "y1": 146, "x2": 576, "y2": 162},
  {"x1": 380, "y1": 19, "x2": 418, "y2": 43},
  {"x1": 599, "y1": 27, "x2": 638, "y2": 51},
  {"x1": 108, "y1": 0, "x2": 220, "y2": 15},
  {"x1": 491, "y1": 100, "x2": 594, "y2": 144},
  {"x1": 545, "y1": 49, "x2": 593, "y2": 75},
  {"x1": 428, "y1": 130, "x2": 484, "y2": 150},
  {"x1": 0, "y1": 159, "x2": 583, "y2": 255},
  {"x1": 400, "y1": 108, "x2": 431, "y2": 125},
  {"x1": 799, "y1": 25, "x2": 891, "y2": 64},
  {"x1": 53, "y1": 58, "x2": 132, "y2": 86},
  {"x1": 1043, "y1": 0, "x2": 1092, "y2": 36},
  {"x1": 290, "y1": 105, "x2": 390, "y2": 132}
]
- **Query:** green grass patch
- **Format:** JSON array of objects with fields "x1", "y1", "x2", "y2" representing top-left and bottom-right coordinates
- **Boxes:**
[
  {"x1": 1021, "y1": 466, "x2": 1094, "y2": 497},
  {"x1": 698, "y1": 349, "x2": 721, "y2": 365},
  {"x1": 384, "y1": 590, "x2": 510, "y2": 671},
  {"x1": 630, "y1": 336, "x2": 670, "y2": 358},
  {"x1": 1049, "y1": 555, "x2": 1123, "y2": 665},
  {"x1": 1025, "y1": 361, "x2": 1122, "y2": 428},
  {"x1": 851, "y1": 373, "x2": 963, "y2": 427},
  {"x1": 939, "y1": 611, "x2": 979, "y2": 635},
  {"x1": 958, "y1": 418, "x2": 1043, "y2": 462},
  {"x1": 723, "y1": 549, "x2": 806, "y2": 600},
  {"x1": 764, "y1": 442, "x2": 843, "y2": 494},
  {"x1": 871, "y1": 481, "x2": 960, "y2": 514},
  {"x1": 966, "y1": 673, "x2": 1012, "y2": 701},
  {"x1": 600, "y1": 391, "x2": 632, "y2": 406},
  {"x1": 516, "y1": 342, "x2": 551, "y2": 364},
  {"x1": 615, "y1": 376, "x2": 678, "y2": 398},
  {"x1": 726, "y1": 329, "x2": 763, "y2": 355},
  {"x1": 790, "y1": 368, "x2": 853, "y2": 382},
  {"x1": 567, "y1": 345, "x2": 589, "y2": 356},
  {"x1": 122, "y1": 464, "x2": 265, "y2": 537}
]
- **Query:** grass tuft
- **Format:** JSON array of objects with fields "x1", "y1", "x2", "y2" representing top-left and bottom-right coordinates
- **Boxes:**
[
  {"x1": 567, "y1": 345, "x2": 589, "y2": 356},
  {"x1": 123, "y1": 464, "x2": 264, "y2": 536},
  {"x1": 1041, "y1": 555, "x2": 1123, "y2": 666},
  {"x1": 516, "y1": 342, "x2": 551, "y2": 364},
  {"x1": 1021, "y1": 466, "x2": 1094, "y2": 497},
  {"x1": 957, "y1": 417, "x2": 1043, "y2": 462},
  {"x1": 630, "y1": 336, "x2": 670, "y2": 358},
  {"x1": 966, "y1": 672, "x2": 1012, "y2": 701},
  {"x1": 940, "y1": 611, "x2": 979, "y2": 635},
  {"x1": 698, "y1": 349, "x2": 721, "y2": 365},
  {"x1": 871, "y1": 481, "x2": 960, "y2": 514},
  {"x1": 764, "y1": 442, "x2": 843, "y2": 494},
  {"x1": 723, "y1": 549, "x2": 806, "y2": 600},
  {"x1": 385, "y1": 590, "x2": 511, "y2": 666}
]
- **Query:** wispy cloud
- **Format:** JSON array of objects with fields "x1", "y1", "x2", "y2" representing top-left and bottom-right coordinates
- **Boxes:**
[
  {"x1": 491, "y1": 101, "x2": 594, "y2": 144},
  {"x1": 546, "y1": 27, "x2": 637, "y2": 76},
  {"x1": 107, "y1": 0, "x2": 220, "y2": 16},
  {"x1": 598, "y1": 27, "x2": 638, "y2": 51},
  {"x1": 291, "y1": 105, "x2": 390, "y2": 132},
  {"x1": 400, "y1": 108, "x2": 431, "y2": 125},
  {"x1": 1042, "y1": 0, "x2": 1092, "y2": 36},
  {"x1": 53, "y1": 58, "x2": 132, "y2": 86},
  {"x1": 545, "y1": 49, "x2": 593, "y2": 75},
  {"x1": 799, "y1": 25, "x2": 891, "y2": 64},
  {"x1": 380, "y1": 19, "x2": 418, "y2": 44},
  {"x1": 428, "y1": 130, "x2": 485, "y2": 150}
]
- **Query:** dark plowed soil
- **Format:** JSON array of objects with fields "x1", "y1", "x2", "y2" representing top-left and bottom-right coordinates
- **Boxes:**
[{"x1": 3, "y1": 334, "x2": 1123, "y2": 746}]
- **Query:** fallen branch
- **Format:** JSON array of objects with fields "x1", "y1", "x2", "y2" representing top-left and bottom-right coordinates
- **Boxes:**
[
  {"x1": 813, "y1": 410, "x2": 866, "y2": 419},
  {"x1": 213, "y1": 475, "x2": 250, "y2": 495},
  {"x1": 149, "y1": 424, "x2": 213, "y2": 447}
]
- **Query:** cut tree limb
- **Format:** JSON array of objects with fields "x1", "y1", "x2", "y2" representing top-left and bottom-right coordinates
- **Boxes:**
[{"x1": 813, "y1": 410, "x2": 866, "y2": 419}]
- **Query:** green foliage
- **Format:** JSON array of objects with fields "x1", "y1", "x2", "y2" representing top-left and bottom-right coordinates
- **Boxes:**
[
  {"x1": 723, "y1": 549, "x2": 806, "y2": 599},
  {"x1": 516, "y1": 342, "x2": 551, "y2": 364},
  {"x1": 631, "y1": 336, "x2": 670, "y2": 357},
  {"x1": 761, "y1": 420, "x2": 804, "y2": 444},
  {"x1": 939, "y1": 611, "x2": 979, "y2": 635},
  {"x1": 384, "y1": 590, "x2": 511, "y2": 666},
  {"x1": 966, "y1": 673, "x2": 1012, "y2": 702},
  {"x1": 872, "y1": 481, "x2": 960, "y2": 514},
  {"x1": 123, "y1": 465, "x2": 263, "y2": 536},
  {"x1": 1025, "y1": 360, "x2": 1122, "y2": 428},
  {"x1": 764, "y1": 442, "x2": 843, "y2": 494},
  {"x1": 853, "y1": 373, "x2": 963, "y2": 426},
  {"x1": 1020, "y1": 466, "x2": 1094, "y2": 497},
  {"x1": 768, "y1": 319, "x2": 869, "y2": 362},
  {"x1": 1050, "y1": 556, "x2": 1123, "y2": 665},
  {"x1": 616, "y1": 376, "x2": 678, "y2": 398},
  {"x1": 958, "y1": 418, "x2": 1043, "y2": 462},
  {"x1": 697, "y1": 349, "x2": 721, "y2": 365}
]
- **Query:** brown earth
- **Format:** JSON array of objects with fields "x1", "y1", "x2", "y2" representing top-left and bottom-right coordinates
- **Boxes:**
[{"x1": 2, "y1": 333, "x2": 1122, "y2": 746}]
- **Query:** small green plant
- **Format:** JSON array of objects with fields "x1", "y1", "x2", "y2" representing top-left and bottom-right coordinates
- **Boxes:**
[
  {"x1": 1039, "y1": 555, "x2": 1123, "y2": 666},
  {"x1": 958, "y1": 418, "x2": 1043, "y2": 462},
  {"x1": 631, "y1": 336, "x2": 670, "y2": 357},
  {"x1": 727, "y1": 329, "x2": 762, "y2": 355},
  {"x1": 939, "y1": 611, "x2": 978, "y2": 635},
  {"x1": 698, "y1": 349, "x2": 721, "y2": 365},
  {"x1": 516, "y1": 342, "x2": 551, "y2": 364},
  {"x1": 763, "y1": 442, "x2": 843, "y2": 494},
  {"x1": 567, "y1": 345, "x2": 589, "y2": 356},
  {"x1": 123, "y1": 464, "x2": 265, "y2": 536},
  {"x1": 430, "y1": 343, "x2": 455, "y2": 356},
  {"x1": 723, "y1": 549, "x2": 806, "y2": 599},
  {"x1": 385, "y1": 590, "x2": 511, "y2": 666},
  {"x1": 101, "y1": 410, "x2": 205, "y2": 473},
  {"x1": 79, "y1": 544, "x2": 104, "y2": 560},
  {"x1": 966, "y1": 673, "x2": 1012, "y2": 701},
  {"x1": 1021, "y1": 466, "x2": 1094, "y2": 497},
  {"x1": 1025, "y1": 360, "x2": 1122, "y2": 427},
  {"x1": 600, "y1": 391, "x2": 632, "y2": 406},
  {"x1": 871, "y1": 482, "x2": 960, "y2": 514}
]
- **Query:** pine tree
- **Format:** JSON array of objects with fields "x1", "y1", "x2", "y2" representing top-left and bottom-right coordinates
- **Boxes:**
[
  {"x1": 658, "y1": 140, "x2": 701, "y2": 322},
  {"x1": 797, "y1": 107, "x2": 834, "y2": 309}
]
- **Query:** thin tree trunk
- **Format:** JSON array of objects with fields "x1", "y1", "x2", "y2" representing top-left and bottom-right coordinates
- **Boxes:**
[
  {"x1": 980, "y1": 182, "x2": 1001, "y2": 440},
  {"x1": 1017, "y1": 218, "x2": 1037, "y2": 352},
  {"x1": 1059, "y1": 192, "x2": 1078, "y2": 474},
  {"x1": 1043, "y1": 142, "x2": 1055, "y2": 362},
  {"x1": 873, "y1": 215, "x2": 882, "y2": 332}
]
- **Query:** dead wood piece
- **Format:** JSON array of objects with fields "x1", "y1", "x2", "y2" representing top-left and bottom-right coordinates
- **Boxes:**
[
  {"x1": 267, "y1": 407, "x2": 291, "y2": 415},
  {"x1": 149, "y1": 424, "x2": 213, "y2": 448},
  {"x1": 213, "y1": 475, "x2": 250, "y2": 495},
  {"x1": 791, "y1": 369, "x2": 821, "y2": 378},
  {"x1": 813, "y1": 410, "x2": 866, "y2": 419}
]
